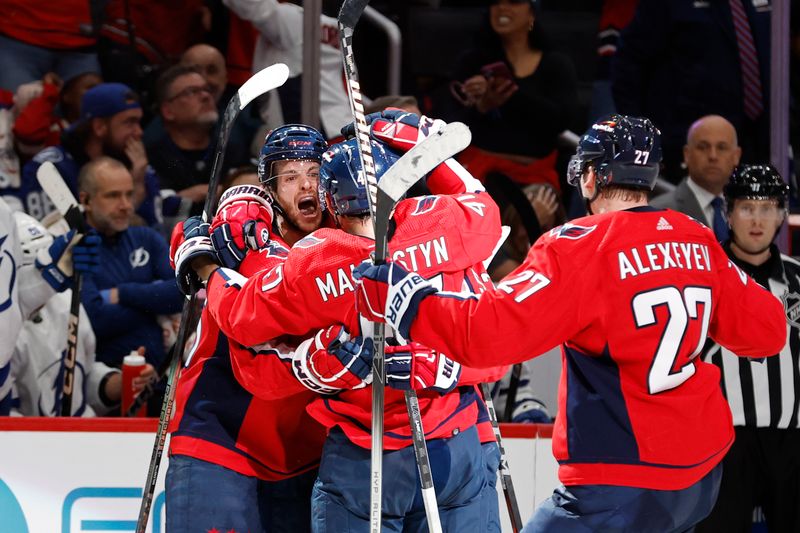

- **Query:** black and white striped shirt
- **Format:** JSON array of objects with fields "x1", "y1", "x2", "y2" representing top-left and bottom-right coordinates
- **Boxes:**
[{"x1": 703, "y1": 244, "x2": 800, "y2": 429}]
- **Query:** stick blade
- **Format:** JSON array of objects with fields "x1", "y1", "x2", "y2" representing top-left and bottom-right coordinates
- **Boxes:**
[
  {"x1": 378, "y1": 122, "x2": 472, "y2": 203},
  {"x1": 36, "y1": 161, "x2": 85, "y2": 231},
  {"x1": 237, "y1": 63, "x2": 290, "y2": 110},
  {"x1": 338, "y1": 0, "x2": 371, "y2": 29}
]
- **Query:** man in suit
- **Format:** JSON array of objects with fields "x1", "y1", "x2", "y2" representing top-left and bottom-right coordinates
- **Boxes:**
[
  {"x1": 651, "y1": 115, "x2": 741, "y2": 241},
  {"x1": 612, "y1": 0, "x2": 771, "y2": 182}
]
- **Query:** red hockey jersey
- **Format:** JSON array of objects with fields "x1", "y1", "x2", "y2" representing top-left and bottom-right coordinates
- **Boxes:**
[
  {"x1": 408, "y1": 207, "x2": 787, "y2": 490},
  {"x1": 168, "y1": 239, "x2": 327, "y2": 481},
  {"x1": 206, "y1": 191, "x2": 507, "y2": 449}
]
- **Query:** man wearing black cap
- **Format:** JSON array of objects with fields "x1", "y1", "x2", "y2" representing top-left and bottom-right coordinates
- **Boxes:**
[{"x1": 12, "y1": 82, "x2": 169, "y2": 230}]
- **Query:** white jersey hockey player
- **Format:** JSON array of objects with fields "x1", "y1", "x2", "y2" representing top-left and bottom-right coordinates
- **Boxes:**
[
  {"x1": 0, "y1": 199, "x2": 61, "y2": 412},
  {"x1": 10, "y1": 212, "x2": 126, "y2": 416}
]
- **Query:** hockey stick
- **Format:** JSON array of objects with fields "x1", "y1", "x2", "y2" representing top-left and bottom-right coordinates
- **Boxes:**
[
  {"x1": 135, "y1": 63, "x2": 290, "y2": 533},
  {"x1": 479, "y1": 383, "x2": 524, "y2": 532},
  {"x1": 36, "y1": 162, "x2": 87, "y2": 417},
  {"x1": 373, "y1": 122, "x2": 472, "y2": 533},
  {"x1": 336, "y1": 2, "x2": 391, "y2": 530}
]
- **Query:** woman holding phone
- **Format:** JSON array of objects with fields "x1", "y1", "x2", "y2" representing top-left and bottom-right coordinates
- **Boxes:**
[{"x1": 445, "y1": 0, "x2": 578, "y2": 191}]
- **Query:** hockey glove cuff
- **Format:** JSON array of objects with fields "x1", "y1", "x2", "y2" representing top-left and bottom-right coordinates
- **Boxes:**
[
  {"x1": 170, "y1": 217, "x2": 216, "y2": 295},
  {"x1": 353, "y1": 260, "x2": 437, "y2": 342},
  {"x1": 210, "y1": 185, "x2": 274, "y2": 269},
  {"x1": 385, "y1": 342, "x2": 461, "y2": 394},
  {"x1": 292, "y1": 325, "x2": 374, "y2": 394}
]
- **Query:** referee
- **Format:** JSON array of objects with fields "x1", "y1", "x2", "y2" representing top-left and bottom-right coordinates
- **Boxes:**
[{"x1": 698, "y1": 164, "x2": 800, "y2": 533}]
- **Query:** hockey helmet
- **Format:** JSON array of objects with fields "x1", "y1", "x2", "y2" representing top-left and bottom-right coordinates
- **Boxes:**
[
  {"x1": 724, "y1": 164, "x2": 789, "y2": 209},
  {"x1": 567, "y1": 114, "x2": 662, "y2": 191},
  {"x1": 13, "y1": 211, "x2": 53, "y2": 267},
  {"x1": 258, "y1": 124, "x2": 328, "y2": 184},
  {"x1": 319, "y1": 138, "x2": 401, "y2": 217}
]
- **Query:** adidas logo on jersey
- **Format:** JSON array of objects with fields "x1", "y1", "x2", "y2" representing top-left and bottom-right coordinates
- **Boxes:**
[{"x1": 656, "y1": 217, "x2": 673, "y2": 231}]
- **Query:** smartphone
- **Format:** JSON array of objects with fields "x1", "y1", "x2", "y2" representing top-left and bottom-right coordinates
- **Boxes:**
[{"x1": 480, "y1": 61, "x2": 514, "y2": 81}]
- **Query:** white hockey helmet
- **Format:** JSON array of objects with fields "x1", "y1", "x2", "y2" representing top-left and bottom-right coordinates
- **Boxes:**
[{"x1": 13, "y1": 211, "x2": 53, "y2": 266}]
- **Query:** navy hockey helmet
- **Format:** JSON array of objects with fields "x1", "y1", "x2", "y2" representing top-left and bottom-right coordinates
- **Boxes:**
[
  {"x1": 258, "y1": 124, "x2": 328, "y2": 184},
  {"x1": 319, "y1": 138, "x2": 401, "y2": 216},
  {"x1": 567, "y1": 114, "x2": 662, "y2": 191},
  {"x1": 724, "y1": 164, "x2": 789, "y2": 210}
]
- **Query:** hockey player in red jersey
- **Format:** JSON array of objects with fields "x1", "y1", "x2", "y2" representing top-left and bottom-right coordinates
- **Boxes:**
[
  {"x1": 165, "y1": 124, "x2": 347, "y2": 532},
  {"x1": 186, "y1": 118, "x2": 508, "y2": 530},
  {"x1": 354, "y1": 114, "x2": 787, "y2": 532}
]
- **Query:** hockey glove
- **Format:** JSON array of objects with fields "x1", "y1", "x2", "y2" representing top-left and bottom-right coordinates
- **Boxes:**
[
  {"x1": 340, "y1": 108, "x2": 446, "y2": 154},
  {"x1": 385, "y1": 342, "x2": 461, "y2": 394},
  {"x1": 353, "y1": 260, "x2": 437, "y2": 343},
  {"x1": 210, "y1": 185, "x2": 274, "y2": 269},
  {"x1": 170, "y1": 216, "x2": 216, "y2": 295},
  {"x1": 35, "y1": 229, "x2": 101, "y2": 292},
  {"x1": 369, "y1": 109, "x2": 446, "y2": 154},
  {"x1": 292, "y1": 325, "x2": 374, "y2": 394}
]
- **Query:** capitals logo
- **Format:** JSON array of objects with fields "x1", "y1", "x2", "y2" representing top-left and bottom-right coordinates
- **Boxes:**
[
  {"x1": 293, "y1": 235, "x2": 325, "y2": 249},
  {"x1": 550, "y1": 223, "x2": 597, "y2": 240},
  {"x1": 411, "y1": 196, "x2": 439, "y2": 216}
]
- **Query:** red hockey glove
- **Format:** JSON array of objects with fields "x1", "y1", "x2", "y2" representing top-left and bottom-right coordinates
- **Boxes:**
[
  {"x1": 385, "y1": 342, "x2": 461, "y2": 394},
  {"x1": 170, "y1": 216, "x2": 216, "y2": 295},
  {"x1": 292, "y1": 325, "x2": 374, "y2": 394},
  {"x1": 210, "y1": 185, "x2": 274, "y2": 270},
  {"x1": 353, "y1": 260, "x2": 437, "y2": 343},
  {"x1": 340, "y1": 108, "x2": 446, "y2": 154},
  {"x1": 368, "y1": 108, "x2": 446, "y2": 154}
]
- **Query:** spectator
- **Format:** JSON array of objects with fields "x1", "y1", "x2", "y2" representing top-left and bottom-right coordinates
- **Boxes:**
[
  {"x1": 489, "y1": 183, "x2": 564, "y2": 281},
  {"x1": 365, "y1": 95, "x2": 422, "y2": 115},
  {"x1": 0, "y1": 89, "x2": 19, "y2": 198},
  {"x1": 146, "y1": 64, "x2": 249, "y2": 218},
  {"x1": 78, "y1": 157, "x2": 183, "y2": 369},
  {"x1": 98, "y1": 0, "x2": 209, "y2": 97},
  {"x1": 13, "y1": 72, "x2": 102, "y2": 159},
  {"x1": 182, "y1": 44, "x2": 229, "y2": 105},
  {"x1": 0, "y1": 1, "x2": 101, "y2": 92},
  {"x1": 651, "y1": 115, "x2": 742, "y2": 241},
  {"x1": 180, "y1": 44, "x2": 261, "y2": 162},
  {"x1": 697, "y1": 165, "x2": 799, "y2": 532},
  {"x1": 442, "y1": 0, "x2": 578, "y2": 191},
  {"x1": 10, "y1": 83, "x2": 164, "y2": 228},
  {"x1": 223, "y1": 0, "x2": 353, "y2": 139},
  {"x1": 10, "y1": 211, "x2": 155, "y2": 416},
  {"x1": 589, "y1": 0, "x2": 638, "y2": 120},
  {"x1": 612, "y1": 0, "x2": 771, "y2": 182}
]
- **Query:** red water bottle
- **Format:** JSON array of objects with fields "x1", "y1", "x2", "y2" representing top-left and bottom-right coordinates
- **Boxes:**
[{"x1": 122, "y1": 352, "x2": 147, "y2": 417}]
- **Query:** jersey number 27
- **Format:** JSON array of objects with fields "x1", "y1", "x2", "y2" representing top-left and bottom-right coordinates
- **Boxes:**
[{"x1": 633, "y1": 286, "x2": 712, "y2": 394}]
